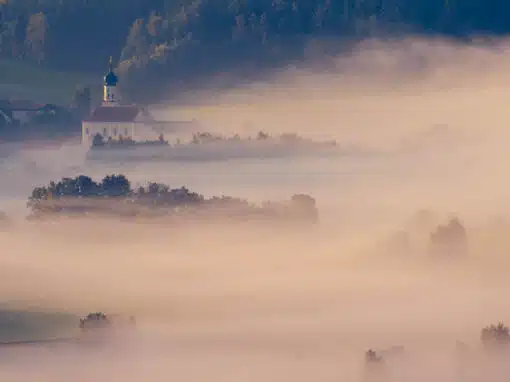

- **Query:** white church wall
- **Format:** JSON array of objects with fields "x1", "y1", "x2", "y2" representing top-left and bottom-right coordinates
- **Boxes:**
[
  {"x1": 82, "y1": 122, "x2": 136, "y2": 146},
  {"x1": 82, "y1": 120, "x2": 202, "y2": 147},
  {"x1": 131, "y1": 123, "x2": 163, "y2": 141},
  {"x1": 82, "y1": 122, "x2": 93, "y2": 146}
]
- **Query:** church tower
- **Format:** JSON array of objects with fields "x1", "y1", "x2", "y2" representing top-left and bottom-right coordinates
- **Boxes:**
[{"x1": 103, "y1": 56, "x2": 119, "y2": 106}]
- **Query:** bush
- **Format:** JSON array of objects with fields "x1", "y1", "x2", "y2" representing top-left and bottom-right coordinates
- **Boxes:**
[
  {"x1": 429, "y1": 216, "x2": 467, "y2": 256},
  {"x1": 481, "y1": 322, "x2": 510, "y2": 348}
]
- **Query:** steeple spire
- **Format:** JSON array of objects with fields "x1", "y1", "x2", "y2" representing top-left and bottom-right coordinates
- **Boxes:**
[{"x1": 103, "y1": 55, "x2": 119, "y2": 105}]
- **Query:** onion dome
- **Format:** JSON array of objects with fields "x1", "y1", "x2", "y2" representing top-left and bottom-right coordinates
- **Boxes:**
[{"x1": 104, "y1": 56, "x2": 118, "y2": 86}]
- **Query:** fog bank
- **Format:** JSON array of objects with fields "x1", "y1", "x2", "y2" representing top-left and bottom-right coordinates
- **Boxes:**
[{"x1": 2, "y1": 36, "x2": 510, "y2": 381}]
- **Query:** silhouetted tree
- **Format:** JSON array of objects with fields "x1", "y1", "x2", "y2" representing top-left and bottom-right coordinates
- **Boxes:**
[
  {"x1": 73, "y1": 86, "x2": 92, "y2": 117},
  {"x1": 12, "y1": 14, "x2": 27, "y2": 59},
  {"x1": 74, "y1": 175, "x2": 96, "y2": 196},
  {"x1": 92, "y1": 133, "x2": 104, "y2": 147},
  {"x1": 429, "y1": 216, "x2": 467, "y2": 257},
  {"x1": 25, "y1": 12, "x2": 48, "y2": 64},
  {"x1": 481, "y1": 322, "x2": 510, "y2": 349},
  {"x1": 147, "y1": 12, "x2": 164, "y2": 43},
  {"x1": 257, "y1": 131, "x2": 269, "y2": 140},
  {"x1": 101, "y1": 174, "x2": 131, "y2": 196},
  {"x1": 120, "y1": 18, "x2": 149, "y2": 61}
]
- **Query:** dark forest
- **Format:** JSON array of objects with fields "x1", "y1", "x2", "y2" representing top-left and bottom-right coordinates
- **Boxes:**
[{"x1": 0, "y1": 0, "x2": 505, "y2": 102}]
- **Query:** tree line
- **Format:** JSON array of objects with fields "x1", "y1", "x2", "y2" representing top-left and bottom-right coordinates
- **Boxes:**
[
  {"x1": 0, "y1": 0, "x2": 505, "y2": 102},
  {"x1": 27, "y1": 174, "x2": 319, "y2": 223}
]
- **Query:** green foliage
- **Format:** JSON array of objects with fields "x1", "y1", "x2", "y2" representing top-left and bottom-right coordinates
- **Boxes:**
[
  {"x1": 29, "y1": 174, "x2": 130, "y2": 200},
  {"x1": 0, "y1": 0, "x2": 507, "y2": 102},
  {"x1": 0, "y1": 58, "x2": 94, "y2": 104}
]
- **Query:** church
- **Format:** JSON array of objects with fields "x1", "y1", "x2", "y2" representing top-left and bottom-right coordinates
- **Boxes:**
[{"x1": 81, "y1": 58, "x2": 195, "y2": 147}]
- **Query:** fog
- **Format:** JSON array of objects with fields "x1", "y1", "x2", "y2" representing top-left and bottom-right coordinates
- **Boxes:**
[{"x1": 2, "y1": 36, "x2": 510, "y2": 381}]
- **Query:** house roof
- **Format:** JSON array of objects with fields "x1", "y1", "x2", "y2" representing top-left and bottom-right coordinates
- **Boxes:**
[{"x1": 84, "y1": 105, "x2": 140, "y2": 122}]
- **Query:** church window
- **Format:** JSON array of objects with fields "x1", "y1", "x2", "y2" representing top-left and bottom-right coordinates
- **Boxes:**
[
  {"x1": 103, "y1": 127, "x2": 107, "y2": 135},
  {"x1": 85, "y1": 128, "x2": 89, "y2": 135},
  {"x1": 113, "y1": 127, "x2": 118, "y2": 136}
]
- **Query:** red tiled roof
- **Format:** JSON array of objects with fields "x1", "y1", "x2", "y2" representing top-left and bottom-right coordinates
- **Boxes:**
[{"x1": 84, "y1": 105, "x2": 140, "y2": 122}]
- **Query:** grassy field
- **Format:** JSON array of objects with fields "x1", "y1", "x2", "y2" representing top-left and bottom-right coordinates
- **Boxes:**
[
  {"x1": 0, "y1": 59, "x2": 99, "y2": 105},
  {"x1": 0, "y1": 305, "x2": 78, "y2": 342}
]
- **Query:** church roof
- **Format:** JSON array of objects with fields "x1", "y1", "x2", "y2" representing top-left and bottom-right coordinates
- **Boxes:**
[{"x1": 84, "y1": 105, "x2": 140, "y2": 122}]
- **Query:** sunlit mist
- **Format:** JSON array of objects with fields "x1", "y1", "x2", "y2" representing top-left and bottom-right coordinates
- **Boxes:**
[{"x1": 1, "y1": 36, "x2": 510, "y2": 382}]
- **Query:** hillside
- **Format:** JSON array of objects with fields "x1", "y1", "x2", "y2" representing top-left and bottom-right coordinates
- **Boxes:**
[
  {"x1": 0, "y1": 0, "x2": 508, "y2": 103},
  {"x1": 0, "y1": 58, "x2": 95, "y2": 105}
]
